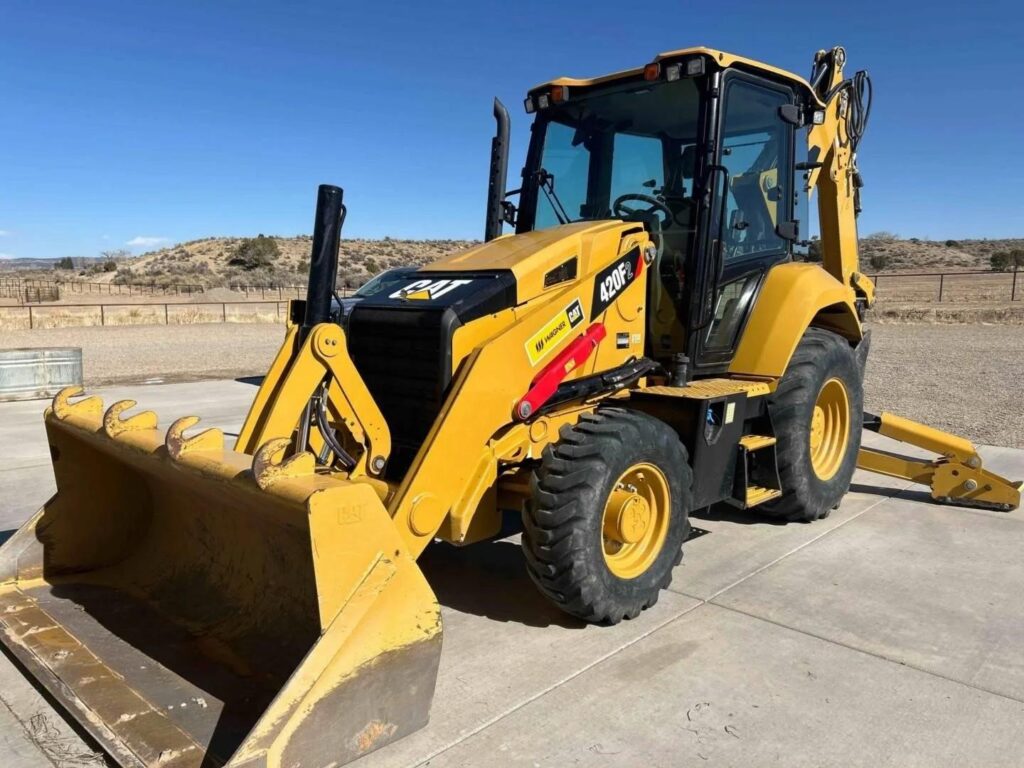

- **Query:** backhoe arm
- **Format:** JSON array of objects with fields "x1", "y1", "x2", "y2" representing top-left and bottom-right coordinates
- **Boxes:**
[
  {"x1": 857, "y1": 411, "x2": 1022, "y2": 511},
  {"x1": 805, "y1": 47, "x2": 875, "y2": 305}
]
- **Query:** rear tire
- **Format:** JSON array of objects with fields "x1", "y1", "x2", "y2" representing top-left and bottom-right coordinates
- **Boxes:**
[
  {"x1": 761, "y1": 327, "x2": 863, "y2": 522},
  {"x1": 522, "y1": 408, "x2": 692, "y2": 624}
]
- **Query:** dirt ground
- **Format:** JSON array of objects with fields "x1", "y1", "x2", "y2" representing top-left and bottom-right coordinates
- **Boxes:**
[{"x1": 3, "y1": 322, "x2": 1022, "y2": 448}]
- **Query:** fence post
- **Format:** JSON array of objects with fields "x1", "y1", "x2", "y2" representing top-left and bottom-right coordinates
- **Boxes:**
[
  {"x1": 28, "y1": 306, "x2": 33, "y2": 329},
  {"x1": 1013, "y1": 270, "x2": 1019, "y2": 302},
  {"x1": 222, "y1": 303, "x2": 227, "y2": 322},
  {"x1": 100, "y1": 305, "x2": 105, "y2": 326},
  {"x1": 165, "y1": 304, "x2": 169, "y2": 324},
  {"x1": 938, "y1": 273, "x2": 944, "y2": 302}
]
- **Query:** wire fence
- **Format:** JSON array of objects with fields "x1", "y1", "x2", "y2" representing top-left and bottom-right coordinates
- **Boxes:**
[
  {"x1": 2, "y1": 278, "x2": 355, "y2": 304},
  {"x1": 1, "y1": 270, "x2": 1019, "y2": 330},
  {"x1": 866, "y1": 270, "x2": 1021, "y2": 303},
  {"x1": 1, "y1": 301, "x2": 291, "y2": 330},
  {"x1": 16, "y1": 278, "x2": 206, "y2": 297}
]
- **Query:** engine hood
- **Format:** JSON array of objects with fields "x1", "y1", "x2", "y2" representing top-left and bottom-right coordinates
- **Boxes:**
[{"x1": 417, "y1": 220, "x2": 647, "y2": 305}]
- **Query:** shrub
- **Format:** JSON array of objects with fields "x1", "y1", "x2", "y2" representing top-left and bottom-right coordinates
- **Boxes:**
[
  {"x1": 1012, "y1": 249, "x2": 1024, "y2": 271},
  {"x1": 944, "y1": 239, "x2": 959, "y2": 248},
  {"x1": 229, "y1": 236, "x2": 280, "y2": 271},
  {"x1": 103, "y1": 260, "x2": 117, "y2": 272},
  {"x1": 863, "y1": 231, "x2": 899, "y2": 242},
  {"x1": 805, "y1": 237, "x2": 822, "y2": 263},
  {"x1": 990, "y1": 251, "x2": 1012, "y2": 271},
  {"x1": 54, "y1": 256, "x2": 74, "y2": 270},
  {"x1": 869, "y1": 253, "x2": 891, "y2": 270}
]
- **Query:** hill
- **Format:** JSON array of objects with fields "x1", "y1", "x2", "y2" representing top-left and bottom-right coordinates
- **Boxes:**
[
  {"x1": 110, "y1": 234, "x2": 1024, "y2": 285},
  {"x1": 4, "y1": 234, "x2": 1023, "y2": 287},
  {"x1": 107, "y1": 235, "x2": 478, "y2": 288},
  {"x1": 855, "y1": 234, "x2": 1024, "y2": 273}
]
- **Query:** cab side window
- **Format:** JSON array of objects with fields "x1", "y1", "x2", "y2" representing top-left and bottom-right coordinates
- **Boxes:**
[{"x1": 717, "y1": 80, "x2": 793, "y2": 264}]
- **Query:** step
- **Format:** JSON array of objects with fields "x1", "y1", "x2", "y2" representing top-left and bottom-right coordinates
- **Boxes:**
[
  {"x1": 745, "y1": 485, "x2": 783, "y2": 507},
  {"x1": 739, "y1": 434, "x2": 776, "y2": 451}
]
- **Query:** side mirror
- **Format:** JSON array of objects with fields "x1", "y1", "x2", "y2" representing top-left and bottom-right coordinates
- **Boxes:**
[
  {"x1": 776, "y1": 220, "x2": 800, "y2": 241},
  {"x1": 501, "y1": 199, "x2": 518, "y2": 227},
  {"x1": 778, "y1": 104, "x2": 804, "y2": 126}
]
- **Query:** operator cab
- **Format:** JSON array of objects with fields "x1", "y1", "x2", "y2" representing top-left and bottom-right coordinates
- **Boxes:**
[{"x1": 507, "y1": 49, "x2": 814, "y2": 375}]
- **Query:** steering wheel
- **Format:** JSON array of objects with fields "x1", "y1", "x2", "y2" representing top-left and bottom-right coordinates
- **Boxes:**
[{"x1": 613, "y1": 194, "x2": 673, "y2": 227}]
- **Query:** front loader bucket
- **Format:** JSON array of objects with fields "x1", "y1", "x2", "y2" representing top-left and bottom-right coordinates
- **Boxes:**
[{"x1": 0, "y1": 389, "x2": 441, "y2": 768}]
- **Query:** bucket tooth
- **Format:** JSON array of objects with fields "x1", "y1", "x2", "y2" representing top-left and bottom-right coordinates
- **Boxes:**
[
  {"x1": 165, "y1": 415, "x2": 224, "y2": 461},
  {"x1": 102, "y1": 400, "x2": 158, "y2": 438},
  {"x1": 51, "y1": 386, "x2": 103, "y2": 422},
  {"x1": 253, "y1": 437, "x2": 316, "y2": 490}
]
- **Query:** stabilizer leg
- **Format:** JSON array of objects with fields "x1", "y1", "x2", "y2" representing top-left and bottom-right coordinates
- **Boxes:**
[{"x1": 857, "y1": 411, "x2": 1021, "y2": 511}]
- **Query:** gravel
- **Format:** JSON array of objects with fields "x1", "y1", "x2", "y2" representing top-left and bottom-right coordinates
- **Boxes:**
[
  {"x1": 863, "y1": 323, "x2": 1024, "y2": 448},
  {"x1": 3, "y1": 323, "x2": 282, "y2": 386},
  {"x1": 4, "y1": 321, "x2": 1022, "y2": 448}
]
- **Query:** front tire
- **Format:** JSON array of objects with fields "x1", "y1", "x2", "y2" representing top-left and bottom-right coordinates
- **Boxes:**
[
  {"x1": 522, "y1": 408, "x2": 692, "y2": 624},
  {"x1": 761, "y1": 327, "x2": 863, "y2": 522}
]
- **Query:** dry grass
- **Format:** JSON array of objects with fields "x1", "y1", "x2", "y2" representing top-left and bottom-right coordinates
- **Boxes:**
[{"x1": 869, "y1": 303, "x2": 1024, "y2": 325}]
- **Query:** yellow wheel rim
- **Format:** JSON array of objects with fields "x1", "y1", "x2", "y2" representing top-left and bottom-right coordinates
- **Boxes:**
[
  {"x1": 809, "y1": 377, "x2": 851, "y2": 481},
  {"x1": 601, "y1": 463, "x2": 670, "y2": 579}
]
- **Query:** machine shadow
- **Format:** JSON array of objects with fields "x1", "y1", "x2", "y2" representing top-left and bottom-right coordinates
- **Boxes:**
[
  {"x1": 0, "y1": 529, "x2": 15, "y2": 546},
  {"x1": 848, "y1": 482, "x2": 905, "y2": 498},
  {"x1": 419, "y1": 538, "x2": 585, "y2": 630},
  {"x1": 691, "y1": 502, "x2": 788, "y2": 526}
]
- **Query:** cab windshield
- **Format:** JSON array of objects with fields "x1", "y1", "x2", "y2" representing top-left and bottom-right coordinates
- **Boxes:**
[{"x1": 522, "y1": 77, "x2": 703, "y2": 248}]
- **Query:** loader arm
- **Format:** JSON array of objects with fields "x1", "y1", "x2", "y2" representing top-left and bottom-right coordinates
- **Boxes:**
[{"x1": 857, "y1": 411, "x2": 1022, "y2": 511}]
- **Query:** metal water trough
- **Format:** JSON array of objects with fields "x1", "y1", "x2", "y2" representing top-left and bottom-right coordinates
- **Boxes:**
[{"x1": 0, "y1": 347, "x2": 82, "y2": 401}]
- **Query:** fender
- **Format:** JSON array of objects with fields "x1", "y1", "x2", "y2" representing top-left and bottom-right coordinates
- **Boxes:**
[{"x1": 729, "y1": 262, "x2": 862, "y2": 379}]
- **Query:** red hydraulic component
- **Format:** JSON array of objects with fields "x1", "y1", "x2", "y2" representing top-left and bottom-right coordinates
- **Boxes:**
[{"x1": 515, "y1": 323, "x2": 606, "y2": 420}]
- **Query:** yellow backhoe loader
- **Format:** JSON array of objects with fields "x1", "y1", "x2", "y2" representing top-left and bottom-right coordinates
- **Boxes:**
[{"x1": 1, "y1": 46, "x2": 1019, "y2": 768}]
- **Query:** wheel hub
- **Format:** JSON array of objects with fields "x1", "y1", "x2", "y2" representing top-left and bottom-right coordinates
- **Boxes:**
[
  {"x1": 605, "y1": 489, "x2": 652, "y2": 544},
  {"x1": 809, "y1": 377, "x2": 851, "y2": 481},
  {"x1": 601, "y1": 464, "x2": 671, "y2": 580}
]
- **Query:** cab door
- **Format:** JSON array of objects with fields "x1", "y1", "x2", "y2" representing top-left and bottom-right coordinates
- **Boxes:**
[{"x1": 691, "y1": 73, "x2": 798, "y2": 373}]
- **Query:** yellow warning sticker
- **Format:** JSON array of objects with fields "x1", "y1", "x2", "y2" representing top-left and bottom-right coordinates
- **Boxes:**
[{"x1": 526, "y1": 298, "x2": 585, "y2": 366}]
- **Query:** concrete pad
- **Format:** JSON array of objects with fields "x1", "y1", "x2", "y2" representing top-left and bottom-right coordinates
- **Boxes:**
[
  {"x1": 672, "y1": 482, "x2": 901, "y2": 601},
  {"x1": 0, "y1": 465, "x2": 53, "y2": 532},
  {"x1": 0, "y1": 704, "x2": 49, "y2": 768},
  {"x1": 0, "y1": 645, "x2": 106, "y2": 767},
  {"x1": 423, "y1": 604, "x2": 1024, "y2": 768},
  {"x1": 0, "y1": 379, "x2": 257, "y2": 531},
  {"x1": 0, "y1": 379, "x2": 256, "y2": 480},
  {"x1": 669, "y1": 429, "x2": 917, "y2": 601},
  {"x1": 349, "y1": 539, "x2": 701, "y2": 767},
  {"x1": 714, "y1": 493, "x2": 1024, "y2": 701}
]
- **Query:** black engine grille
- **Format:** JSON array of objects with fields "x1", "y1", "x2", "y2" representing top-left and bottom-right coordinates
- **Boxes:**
[{"x1": 347, "y1": 306, "x2": 450, "y2": 479}]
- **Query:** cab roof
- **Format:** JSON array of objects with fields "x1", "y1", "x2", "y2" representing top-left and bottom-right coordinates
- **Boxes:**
[{"x1": 530, "y1": 46, "x2": 823, "y2": 107}]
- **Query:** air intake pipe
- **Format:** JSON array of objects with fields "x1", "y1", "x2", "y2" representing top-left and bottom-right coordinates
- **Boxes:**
[
  {"x1": 484, "y1": 99, "x2": 510, "y2": 242},
  {"x1": 302, "y1": 184, "x2": 346, "y2": 341}
]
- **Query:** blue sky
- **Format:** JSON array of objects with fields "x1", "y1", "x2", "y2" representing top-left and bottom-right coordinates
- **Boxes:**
[{"x1": 2, "y1": 0, "x2": 1022, "y2": 260}]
